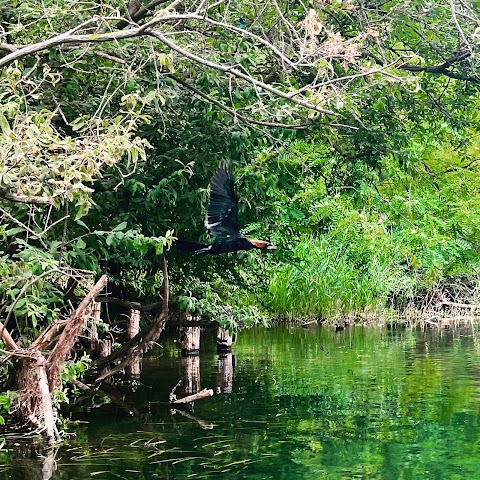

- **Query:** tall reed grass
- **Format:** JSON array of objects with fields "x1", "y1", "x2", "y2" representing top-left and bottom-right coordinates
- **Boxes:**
[{"x1": 267, "y1": 236, "x2": 404, "y2": 319}]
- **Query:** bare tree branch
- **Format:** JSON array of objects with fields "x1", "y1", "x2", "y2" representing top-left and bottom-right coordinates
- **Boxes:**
[
  {"x1": 0, "y1": 13, "x2": 334, "y2": 115},
  {"x1": 92, "y1": 50, "x2": 126, "y2": 64},
  {"x1": 94, "y1": 296, "x2": 163, "y2": 311},
  {"x1": 116, "y1": 0, "x2": 171, "y2": 29},
  {"x1": 0, "y1": 42, "x2": 18, "y2": 53},
  {"x1": 400, "y1": 59, "x2": 480, "y2": 84},
  {"x1": 148, "y1": 30, "x2": 336, "y2": 115},
  {"x1": 171, "y1": 75, "x2": 313, "y2": 129},
  {"x1": 0, "y1": 321, "x2": 19, "y2": 351},
  {"x1": 0, "y1": 188, "x2": 55, "y2": 206}
]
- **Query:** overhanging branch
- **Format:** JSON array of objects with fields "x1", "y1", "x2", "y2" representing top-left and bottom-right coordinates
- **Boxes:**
[
  {"x1": 171, "y1": 75, "x2": 313, "y2": 129},
  {"x1": 148, "y1": 30, "x2": 336, "y2": 115},
  {"x1": 0, "y1": 188, "x2": 55, "y2": 206},
  {"x1": 0, "y1": 13, "x2": 335, "y2": 116}
]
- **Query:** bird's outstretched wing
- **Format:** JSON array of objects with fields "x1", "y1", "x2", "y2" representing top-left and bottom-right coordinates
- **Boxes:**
[{"x1": 205, "y1": 166, "x2": 239, "y2": 238}]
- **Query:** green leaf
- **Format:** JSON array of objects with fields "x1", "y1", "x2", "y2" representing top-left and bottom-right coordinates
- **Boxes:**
[
  {"x1": 113, "y1": 222, "x2": 127, "y2": 232},
  {"x1": 75, "y1": 205, "x2": 86, "y2": 221},
  {"x1": 5, "y1": 227, "x2": 24, "y2": 236},
  {"x1": 76, "y1": 219, "x2": 89, "y2": 230},
  {"x1": 0, "y1": 113, "x2": 11, "y2": 134}
]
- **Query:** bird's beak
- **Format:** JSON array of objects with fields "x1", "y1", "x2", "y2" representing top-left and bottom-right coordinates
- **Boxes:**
[{"x1": 266, "y1": 244, "x2": 277, "y2": 250}]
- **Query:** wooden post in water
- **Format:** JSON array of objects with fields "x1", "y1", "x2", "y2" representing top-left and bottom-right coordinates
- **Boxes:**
[
  {"x1": 99, "y1": 338, "x2": 112, "y2": 358},
  {"x1": 99, "y1": 338, "x2": 112, "y2": 382},
  {"x1": 126, "y1": 309, "x2": 141, "y2": 377},
  {"x1": 217, "y1": 326, "x2": 235, "y2": 352},
  {"x1": 127, "y1": 308, "x2": 140, "y2": 339},
  {"x1": 216, "y1": 352, "x2": 234, "y2": 394},
  {"x1": 90, "y1": 301, "x2": 101, "y2": 357},
  {"x1": 180, "y1": 314, "x2": 201, "y2": 356}
]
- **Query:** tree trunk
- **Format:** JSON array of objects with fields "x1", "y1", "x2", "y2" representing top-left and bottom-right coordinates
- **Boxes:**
[
  {"x1": 180, "y1": 327, "x2": 201, "y2": 355},
  {"x1": 180, "y1": 314, "x2": 201, "y2": 355},
  {"x1": 99, "y1": 338, "x2": 112, "y2": 358},
  {"x1": 0, "y1": 276, "x2": 108, "y2": 443},
  {"x1": 15, "y1": 350, "x2": 59, "y2": 443},
  {"x1": 127, "y1": 308, "x2": 140, "y2": 338}
]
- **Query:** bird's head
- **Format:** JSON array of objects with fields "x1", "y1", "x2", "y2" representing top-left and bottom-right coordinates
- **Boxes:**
[{"x1": 248, "y1": 239, "x2": 277, "y2": 250}]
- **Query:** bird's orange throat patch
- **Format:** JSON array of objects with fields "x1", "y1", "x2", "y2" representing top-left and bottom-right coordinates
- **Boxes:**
[{"x1": 248, "y1": 239, "x2": 277, "y2": 250}]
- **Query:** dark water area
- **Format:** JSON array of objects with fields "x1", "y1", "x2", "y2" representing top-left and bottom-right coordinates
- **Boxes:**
[{"x1": 2, "y1": 324, "x2": 480, "y2": 479}]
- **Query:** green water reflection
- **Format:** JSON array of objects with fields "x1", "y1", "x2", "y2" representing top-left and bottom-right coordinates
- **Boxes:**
[{"x1": 2, "y1": 325, "x2": 480, "y2": 479}]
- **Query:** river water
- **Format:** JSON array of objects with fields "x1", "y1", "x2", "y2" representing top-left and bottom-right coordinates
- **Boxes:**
[{"x1": 2, "y1": 324, "x2": 480, "y2": 479}]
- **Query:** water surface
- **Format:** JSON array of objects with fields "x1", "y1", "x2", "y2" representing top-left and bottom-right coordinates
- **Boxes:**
[{"x1": 2, "y1": 325, "x2": 480, "y2": 479}]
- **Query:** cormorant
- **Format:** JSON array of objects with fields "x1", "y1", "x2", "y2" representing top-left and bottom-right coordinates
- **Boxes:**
[{"x1": 179, "y1": 165, "x2": 277, "y2": 255}]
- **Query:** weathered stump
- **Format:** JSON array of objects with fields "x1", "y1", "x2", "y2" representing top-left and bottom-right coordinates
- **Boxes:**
[
  {"x1": 180, "y1": 314, "x2": 201, "y2": 355},
  {"x1": 126, "y1": 309, "x2": 141, "y2": 377},
  {"x1": 216, "y1": 352, "x2": 235, "y2": 394},
  {"x1": 127, "y1": 308, "x2": 140, "y2": 339},
  {"x1": 181, "y1": 355, "x2": 200, "y2": 394},
  {"x1": 217, "y1": 326, "x2": 235, "y2": 352}
]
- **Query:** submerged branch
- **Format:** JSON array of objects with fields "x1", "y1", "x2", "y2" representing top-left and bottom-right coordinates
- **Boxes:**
[{"x1": 172, "y1": 388, "x2": 214, "y2": 404}]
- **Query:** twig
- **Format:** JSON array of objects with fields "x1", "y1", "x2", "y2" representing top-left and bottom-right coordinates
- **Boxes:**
[
  {"x1": 92, "y1": 51, "x2": 126, "y2": 64},
  {"x1": 0, "y1": 208, "x2": 48, "y2": 248},
  {"x1": 169, "y1": 379, "x2": 182, "y2": 402}
]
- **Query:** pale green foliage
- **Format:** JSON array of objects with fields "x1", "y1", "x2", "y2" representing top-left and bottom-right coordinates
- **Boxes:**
[{"x1": 0, "y1": 66, "x2": 151, "y2": 215}]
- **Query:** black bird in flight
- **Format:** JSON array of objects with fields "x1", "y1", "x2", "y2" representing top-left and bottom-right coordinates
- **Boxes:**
[{"x1": 180, "y1": 165, "x2": 277, "y2": 255}]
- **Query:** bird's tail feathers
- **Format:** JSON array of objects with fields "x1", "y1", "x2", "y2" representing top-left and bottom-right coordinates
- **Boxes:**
[{"x1": 176, "y1": 240, "x2": 209, "y2": 253}]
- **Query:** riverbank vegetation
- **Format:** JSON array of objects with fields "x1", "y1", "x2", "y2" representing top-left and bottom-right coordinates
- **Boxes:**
[{"x1": 1, "y1": 0, "x2": 480, "y2": 435}]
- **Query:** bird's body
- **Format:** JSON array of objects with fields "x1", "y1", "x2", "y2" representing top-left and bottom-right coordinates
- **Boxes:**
[{"x1": 179, "y1": 165, "x2": 276, "y2": 255}]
